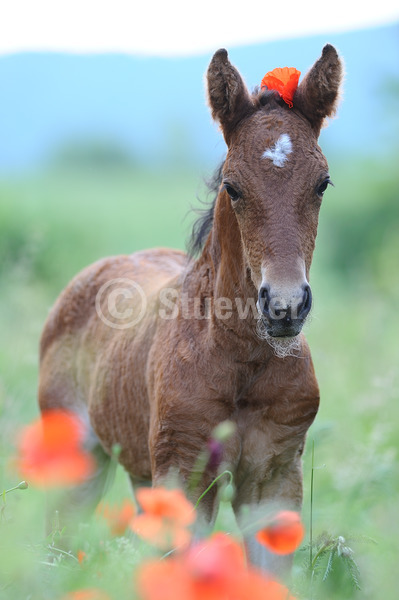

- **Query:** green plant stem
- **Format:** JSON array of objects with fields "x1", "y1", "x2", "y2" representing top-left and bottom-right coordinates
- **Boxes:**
[
  {"x1": 194, "y1": 470, "x2": 233, "y2": 510},
  {"x1": 188, "y1": 450, "x2": 209, "y2": 493},
  {"x1": 309, "y1": 440, "x2": 315, "y2": 600},
  {"x1": 311, "y1": 541, "x2": 335, "y2": 572},
  {"x1": 310, "y1": 440, "x2": 314, "y2": 567},
  {"x1": 47, "y1": 545, "x2": 79, "y2": 561}
]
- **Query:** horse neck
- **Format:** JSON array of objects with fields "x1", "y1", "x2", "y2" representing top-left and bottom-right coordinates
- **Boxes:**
[
  {"x1": 209, "y1": 192, "x2": 248, "y2": 298},
  {"x1": 190, "y1": 191, "x2": 261, "y2": 345}
]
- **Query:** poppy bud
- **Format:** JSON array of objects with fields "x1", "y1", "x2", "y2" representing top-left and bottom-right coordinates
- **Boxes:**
[
  {"x1": 212, "y1": 420, "x2": 236, "y2": 442},
  {"x1": 221, "y1": 483, "x2": 235, "y2": 503},
  {"x1": 206, "y1": 439, "x2": 223, "y2": 471}
]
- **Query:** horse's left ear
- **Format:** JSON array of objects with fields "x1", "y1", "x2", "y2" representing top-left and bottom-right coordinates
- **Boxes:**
[
  {"x1": 294, "y1": 44, "x2": 343, "y2": 135},
  {"x1": 207, "y1": 49, "x2": 254, "y2": 144}
]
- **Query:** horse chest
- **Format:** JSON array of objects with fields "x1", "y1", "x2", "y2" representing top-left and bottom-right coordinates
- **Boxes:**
[{"x1": 222, "y1": 359, "x2": 319, "y2": 471}]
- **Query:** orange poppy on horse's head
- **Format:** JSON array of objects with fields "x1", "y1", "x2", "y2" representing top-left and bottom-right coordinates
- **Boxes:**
[{"x1": 261, "y1": 67, "x2": 301, "y2": 107}]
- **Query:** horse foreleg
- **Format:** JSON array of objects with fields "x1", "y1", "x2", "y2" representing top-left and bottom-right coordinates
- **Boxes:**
[{"x1": 232, "y1": 458, "x2": 303, "y2": 579}]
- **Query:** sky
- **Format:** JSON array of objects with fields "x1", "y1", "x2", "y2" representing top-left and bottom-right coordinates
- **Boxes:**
[
  {"x1": 1, "y1": 23, "x2": 398, "y2": 173},
  {"x1": 1, "y1": 0, "x2": 399, "y2": 56},
  {"x1": 0, "y1": 3, "x2": 398, "y2": 173}
]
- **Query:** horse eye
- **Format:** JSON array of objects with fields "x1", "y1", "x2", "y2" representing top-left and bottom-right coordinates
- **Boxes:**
[
  {"x1": 223, "y1": 183, "x2": 240, "y2": 202},
  {"x1": 317, "y1": 177, "x2": 332, "y2": 197}
]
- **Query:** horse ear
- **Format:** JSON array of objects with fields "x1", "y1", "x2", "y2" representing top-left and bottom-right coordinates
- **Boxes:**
[
  {"x1": 207, "y1": 49, "x2": 254, "y2": 144},
  {"x1": 295, "y1": 44, "x2": 343, "y2": 135}
]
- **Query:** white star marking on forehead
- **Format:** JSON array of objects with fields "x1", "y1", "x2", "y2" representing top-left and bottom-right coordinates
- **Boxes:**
[{"x1": 262, "y1": 133, "x2": 293, "y2": 167}]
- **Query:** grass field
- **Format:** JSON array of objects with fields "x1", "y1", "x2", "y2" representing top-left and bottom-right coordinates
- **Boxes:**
[{"x1": 0, "y1": 156, "x2": 398, "y2": 599}]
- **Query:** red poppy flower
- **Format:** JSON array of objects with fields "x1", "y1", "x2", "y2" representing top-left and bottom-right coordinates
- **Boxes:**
[
  {"x1": 15, "y1": 410, "x2": 95, "y2": 487},
  {"x1": 256, "y1": 510, "x2": 305, "y2": 555},
  {"x1": 261, "y1": 67, "x2": 301, "y2": 108},
  {"x1": 137, "y1": 532, "x2": 296, "y2": 600},
  {"x1": 138, "y1": 559, "x2": 191, "y2": 600},
  {"x1": 130, "y1": 487, "x2": 195, "y2": 549},
  {"x1": 97, "y1": 499, "x2": 136, "y2": 536}
]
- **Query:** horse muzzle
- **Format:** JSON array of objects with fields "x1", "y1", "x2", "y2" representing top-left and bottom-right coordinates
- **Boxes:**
[{"x1": 257, "y1": 283, "x2": 312, "y2": 337}]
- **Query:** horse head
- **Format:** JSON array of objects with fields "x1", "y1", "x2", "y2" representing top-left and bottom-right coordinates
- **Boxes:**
[{"x1": 207, "y1": 46, "x2": 343, "y2": 341}]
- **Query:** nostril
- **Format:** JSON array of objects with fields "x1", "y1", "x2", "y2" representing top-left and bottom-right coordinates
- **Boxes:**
[
  {"x1": 298, "y1": 284, "x2": 312, "y2": 319},
  {"x1": 258, "y1": 285, "x2": 271, "y2": 317}
]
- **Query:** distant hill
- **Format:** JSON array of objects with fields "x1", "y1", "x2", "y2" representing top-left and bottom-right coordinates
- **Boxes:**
[{"x1": 0, "y1": 23, "x2": 398, "y2": 174}]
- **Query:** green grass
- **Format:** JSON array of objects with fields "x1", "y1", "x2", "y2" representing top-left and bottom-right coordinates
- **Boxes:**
[{"x1": 0, "y1": 159, "x2": 398, "y2": 599}]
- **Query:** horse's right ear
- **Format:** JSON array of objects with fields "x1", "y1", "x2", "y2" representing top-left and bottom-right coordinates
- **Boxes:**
[{"x1": 207, "y1": 49, "x2": 254, "y2": 145}]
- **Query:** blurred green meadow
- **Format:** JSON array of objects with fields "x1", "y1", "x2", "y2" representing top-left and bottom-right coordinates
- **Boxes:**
[{"x1": 0, "y1": 147, "x2": 398, "y2": 599}]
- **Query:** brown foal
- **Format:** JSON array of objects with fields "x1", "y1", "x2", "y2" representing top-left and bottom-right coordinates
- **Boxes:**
[{"x1": 38, "y1": 45, "x2": 343, "y2": 574}]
